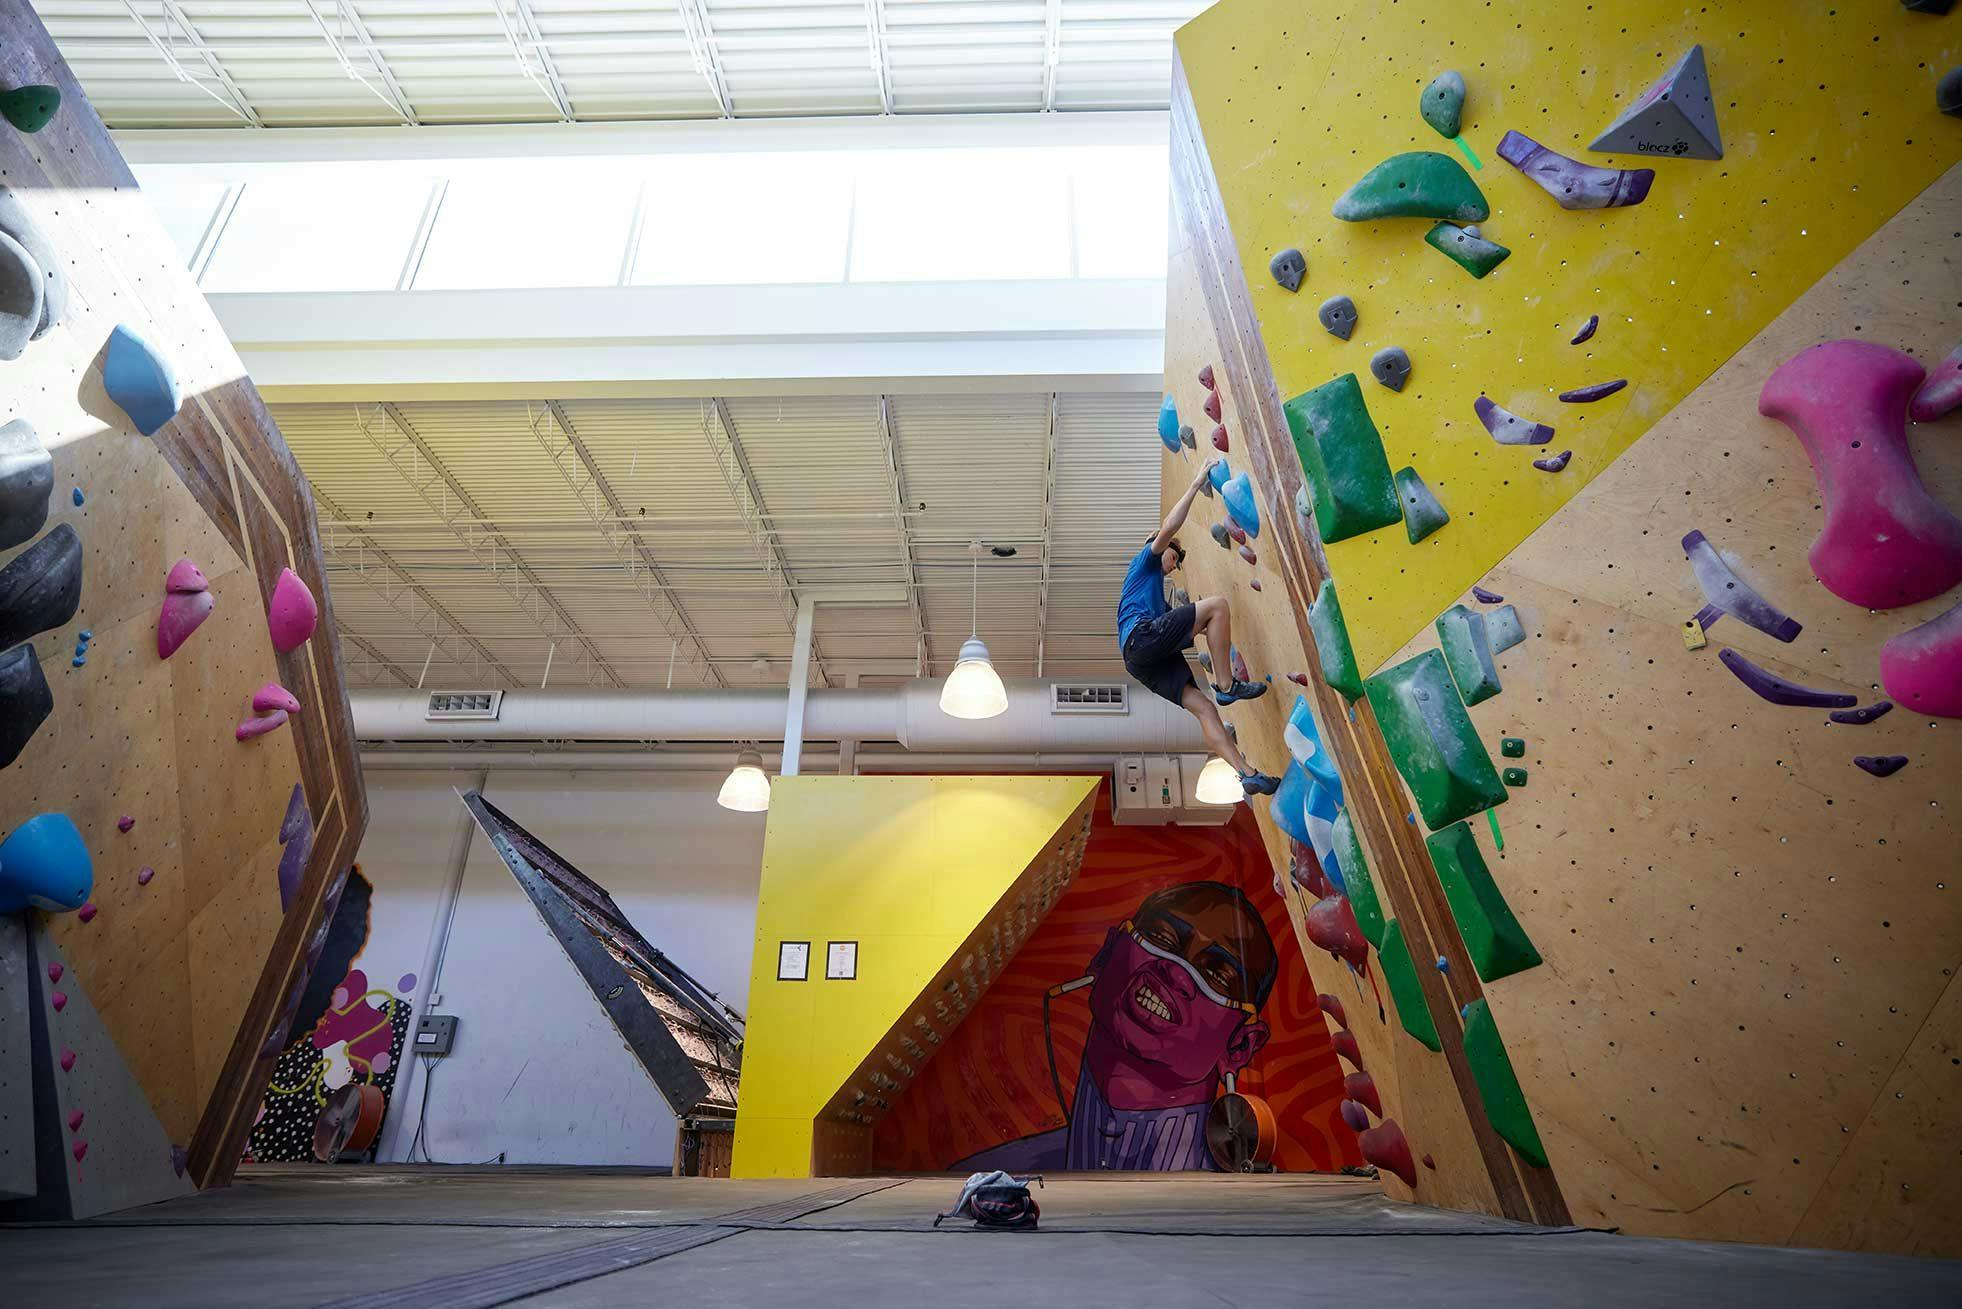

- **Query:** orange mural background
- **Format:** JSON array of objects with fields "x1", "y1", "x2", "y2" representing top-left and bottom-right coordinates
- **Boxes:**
[{"x1": 871, "y1": 782, "x2": 1362, "y2": 1173}]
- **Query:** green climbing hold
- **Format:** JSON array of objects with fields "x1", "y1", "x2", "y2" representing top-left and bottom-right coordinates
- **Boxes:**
[
  {"x1": 1332, "y1": 808, "x2": 1385, "y2": 949},
  {"x1": 1503, "y1": 766, "x2": 1528, "y2": 787},
  {"x1": 1428, "y1": 821, "x2": 1540, "y2": 982},
  {"x1": 1333, "y1": 152, "x2": 1489, "y2": 224},
  {"x1": 1420, "y1": 71, "x2": 1466, "y2": 139},
  {"x1": 1394, "y1": 466, "x2": 1449, "y2": 544},
  {"x1": 1379, "y1": 920, "x2": 1442, "y2": 1051},
  {"x1": 0, "y1": 86, "x2": 59, "y2": 135},
  {"x1": 1500, "y1": 737, "x2": 1525, "y2": 758},
  {"x1": 1308, "y1": 577, "x2": 1365, "y2": 704},
  {"x1": 1461, "y1": 998, "x2": 1549, "y2": 1167},
  {"x1": 1284, "y1": 374, "x2": 1402, "y2": 545},
  {"x1": 1365, "y1": 649, "x2": 1509, "y2": 830},
  {"x1": 1436, "y1": 604, "x2": 1501, "y2": 707},
  {"x1": 1425, "y1": 222, "x2": 1510, "y2": 278}
]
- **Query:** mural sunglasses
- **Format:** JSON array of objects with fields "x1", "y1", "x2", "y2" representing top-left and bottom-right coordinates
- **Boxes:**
[{"x1": 1120, "y1": 918, "x2": 1259, "y2": 1015}]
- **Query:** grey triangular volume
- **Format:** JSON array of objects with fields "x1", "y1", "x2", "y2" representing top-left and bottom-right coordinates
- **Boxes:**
[
  {"x1": 1590, "y1": 44, "x2": 1723, "y2": 160},
  {"x1": 0, "y1": 918, "x2": 195, "y2": 1218}
]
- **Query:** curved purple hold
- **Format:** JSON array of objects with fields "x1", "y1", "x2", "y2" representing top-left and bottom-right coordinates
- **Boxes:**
[
  {"x1": 398, "y1": 972, "x2": 417, "y2": 994},
  {"x1": 1909, "y1": 344, "x2": 1962, "y2": 423},
  {"x1": 1681, "y1": 530, "x2": 1803, "y2": 643},
  {"x1": 1570, "y1": 315, "x2": 1599, "y2": 345},
  {"x1": 1829, "y1": 701, "x2": 1893, "y2": 726},
  {"x1": 1475, "y1": 395, "x2": 1555, "y2": 445},
  {"x1": 1558, "y1": 379, "x2": 1628, "y2": 403},
  {"x1": 1717, "y1": 647, "x2": 1856, "y2": 709},
  {"x1": 1471, "y1": 585, "x2": 1504, "y2": 604},
  {"x1": 1497, "y1": 130, "x2": 1654, "y2": 209},
  {"x1": 1531, "y1": 450, "x2": 1572, "y2": 473},
  {"x1": 1853, "y1": 755, "x2": 1909, "y2": 778},
  {"x1": 1340, "y1": 1099, "x2": 1371, "y2": 1133}
]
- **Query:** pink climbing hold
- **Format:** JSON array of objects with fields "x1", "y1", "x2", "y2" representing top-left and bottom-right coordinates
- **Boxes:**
[
  {"x1": 1340, "y1": 1099, "x2": 1370, "y2": 1132},
  {"x1": 1331, "y1": 1029, "x2": 1363, "y2": 1068},
  {"x1": 47, "y1": 961, "x2": 62, "y2": 983},
  {"x1": 1423, "y1": 1153, "x2": 1437, "y2": 1171},
  {"x1": 1317, "y1": 993, "x2": 1348, "y2": 1026},
  {"x1": 137, "y1": 865, "x2": 154, "y2": 886},
  {"x1": 157, "y1": 588, "x2": 215, "y2": 658},
  {"x1": 1909, "y1": 344, "x2": 1962, "y2": 423},
  {"x1": 1758, "y1": 340, "x2": 1962, "y2": 609},
  {"x1": 50, "y1": 990, "x2": 67, "y2": 1012},
  {"x1": 67, "y1": 1109, "x2": 83, "y2": 1132},
  {"x1": 1359, "y1": 1119, "x2": 1418, "y2": 1187},
  {"x1": 252, "y1": 682, "x2": 301, "y2": 715},
  {"x1": 236, "y1": 708, "x2": 291, "y2": 742},
  {"x1": 267, "y1": 566, "x2": 319, "y2": 652},
  {"x1": 1879, "y1": 596, "x2": 1962, "y2": 719},
  {"x1": 1227, "y1": 525, "x2": 1247, "y2": 546},
  {"x1": 1344, "y1": 1071, "x2": 1383, "y2": 1117},
  {"x1": 1249, "y1": 579, "x2": 1263, "y2": 592},
  {"x1": 117, "y1": 815, "x2": 135, "y2": 833},
  {"x1": 1288, "y1": 672, "x2": 1311, "y2": 687},
  {"x1": 71, "y1": 1140, "x2": 87, "y2": 1163},
  {"x1": 59, "y1": 1047, "x2": 75, "y2": 1071},
  {"x1": 76, "y1": 902, "x2": 97, "y2": 924},
  {"x1": 165, "y1": 557, "x2": 209, "y2": 594},
  {"x1": 1239, "y1": 545, "x2": 1258, "y2": 566}
]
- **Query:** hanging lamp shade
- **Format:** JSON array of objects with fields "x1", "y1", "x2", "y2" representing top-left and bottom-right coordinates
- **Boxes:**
[
  {"x1": 716, "y1": 749, "x2": 772, "y2": 812},
  {"x1": 1194, "y1": 756, "x2": 1244, "y2": 804},
  {"x1": 940, "y1": 637, "x2": 1008, "y2": 720}
]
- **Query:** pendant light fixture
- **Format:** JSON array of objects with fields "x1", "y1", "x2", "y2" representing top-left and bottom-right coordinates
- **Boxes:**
[
  {"x1": 939, "y1": 542, "x2": 1008, "y2": 720},
  {"x1": 716, "y1": 748, "x2": 772, "y2": 812},
  {"x1": 1193, "y1": 756, "x2": 1244, "y2": 804}
]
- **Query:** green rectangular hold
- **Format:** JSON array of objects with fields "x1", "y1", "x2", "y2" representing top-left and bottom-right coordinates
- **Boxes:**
[
  {"x1": 1427, "y1": 821, "x2": 1541, "y2": 982},
  {"x1": 1284, "y1": 373, "x2": 1403, "y2": 545},
  {"x1": 1436, "y1": 604, "x2": 1501, "y2": 706},
  {"x1": 1461, "y1": 998, "x2": 1549, "y2": 1167},
  {"x1": 1364, "y1": 649, "x2": 1509, "y2": 830},
  {"x1": 1503, "y1": 767, "x2": 1528, "y2": 787},
  {"x1": 1332, "y1": 808, "x2": 1385, "y2": 948},
  {"x1": 1308, "y1": 577, "x2": 1365, "y2": 704},
  {"x1": 1501, "y1": 737, "x2": 1525, "y2": 758},
  {"x1": 1378, "y1": 920, "x2": 1441, "y2": 1051}
]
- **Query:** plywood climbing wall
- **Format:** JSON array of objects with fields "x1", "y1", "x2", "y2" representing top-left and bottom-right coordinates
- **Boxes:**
[
  {"x1": 1164, "y1": 0, "x2": 1961, "y2": 1253},
  {"x1": 0, "y1": 5, "x2": 366, "y2": 1194}
]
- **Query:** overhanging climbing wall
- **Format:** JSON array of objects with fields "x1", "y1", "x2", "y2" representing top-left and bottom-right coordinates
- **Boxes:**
[
  {"x1": 0, "y1": 4, "x2": 366, "y2": 1203},
  {"x1": 1164, "y1": 0, "x2": 1961, "y2": 1253}
]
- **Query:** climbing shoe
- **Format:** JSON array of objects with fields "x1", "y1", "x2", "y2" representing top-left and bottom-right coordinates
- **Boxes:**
[
  {"x1": 1214, "y1": 678, "x2": 1269, "y2": 706},
  {"x1": 1239, "y1": 771, "x2": 1282, "y2": 796}
]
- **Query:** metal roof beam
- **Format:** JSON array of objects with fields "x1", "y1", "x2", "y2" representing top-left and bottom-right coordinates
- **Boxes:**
[
  {"x1": 1036, "y1": 392, "x2": 1057, "y2": 676},
  {"x1": 304, "y1": 1, "x2": 418, "y2": 124},
  {"x1": 1043, "y1": 0, "x2": 1063, "y2": 111},
  {"x1": 120, "y1": 0, "x2": 260, "y2": 125},
  {"x1": 490, "y1": 0, "x2": 573, "y2": 120},
  {"x1": 863, "y1": 0, "x2": 894, "y2": 114},
  {"x1": 676, "y1": 0, "x2": 734, "y2": 117},
  {"x1": 875, "y1": 395, "x2": 929, "y2": 675}
]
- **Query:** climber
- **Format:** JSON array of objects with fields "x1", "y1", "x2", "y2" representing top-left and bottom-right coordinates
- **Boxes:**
[{"x1": 1117, "y1": 457, "x2": 1280, "y2": 796}]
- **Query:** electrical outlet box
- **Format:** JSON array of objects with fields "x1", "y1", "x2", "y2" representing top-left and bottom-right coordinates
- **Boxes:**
[{"x1": 415, "y1": 1013, "x2": 458, "y2": 1056}]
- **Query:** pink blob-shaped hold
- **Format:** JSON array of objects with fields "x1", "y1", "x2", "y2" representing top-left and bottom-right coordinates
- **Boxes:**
[
  {"x1": 59, "y1": 1047, "x2": 76, "y2": 1071},
  {"x1": 1317, "y1": 993, "x2": 1348, "y2": 1027},
  {"x1": 1344, "y1": 1071, "x2": 1383, "y2": 1118},
  {"x1": 1359, "y1": 1119, "x2": 1418, "y2": 1187},
  {"x1": 1880, "y1": 596, "x2": 1962, "y2": 719},
  {"x1": 165, "y1": 557, "x2": 209, "y2": 594},
  {"x1": 50, "y1": 990, "x2": 67, "y2": 1012},
  {"x1": 236, "y1": 708, "x2": 291, "y2": 742},
  {"x1": 372, "y1": 1051, "x2": 392, "y2": 1076},
  {"x1": 72, "y1": 1140, "x2": 87, "y2": 1163},
  {"x1": 1759, "y1": 340, "x2": 1962, "y2": 609},
  {"x1": 252, "y1": 682, "x2": 301, "y2": 715},
  {"x1": 137, "y1": 865, "x2": 155, "y2": 886},
  {"x1": 47, "y1": 961, "x2": 63, "y2": 983},
  {"x1": 1340, "y1": 1099, "x2": 1370, "y2": 1132},
  {"x1": 67, "y1": 1109, "x2": 83, "y2": 1132},
  {"x1": 1331, "y1": 1029, "x2": 1363, "y2": 1069},
  {"x1": 1305, "y1": 894, "x2": 1369, "y2": 970},
  {"x1": 1909, "y1": 344, "x2": 1962, "y2": 423},
  {"x1": 267, "y1": 567, "x2": 318, "y2": 652},
  {"x1": 116, "y1": 815, "x2": 135, "y2": 833},
  {"x1": 76, "y1": 903, "x2": 97, "y2": 924},
  {"x1": 157, "y1": 589, "x2": 215, "y2": 659}
]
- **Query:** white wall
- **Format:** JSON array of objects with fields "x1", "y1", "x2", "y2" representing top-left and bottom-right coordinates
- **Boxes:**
[{"x1": 356, "y1": 767, "x2": 766, "y2": 1168}]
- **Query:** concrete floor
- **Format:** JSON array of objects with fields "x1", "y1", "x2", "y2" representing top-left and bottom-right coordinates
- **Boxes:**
[{"x1": 2, "y1": 1166, "x2": 1957, "y2": 1307}]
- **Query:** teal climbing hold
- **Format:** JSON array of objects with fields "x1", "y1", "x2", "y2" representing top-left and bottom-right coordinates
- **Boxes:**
[
  {"x1": 1436, "y1": 604, "x2": 1502, "y2": 706},
  {"x1": 1284, "y1": 374, "x2": 1401, "y2": 545},
  {"x1": 103, "y1": 323, "x2": 182, "y2": 437},
  {"x1": 1487, "y1": 604, "x2": 1526, "y2": 654},
  {"x1": 1394, "y1": 466, "x2": 1449, "y2": 544},
  {"x1": 1379, "y1": 920, "x2": 1442, "y2": 1051},
  {"x1": 1309, "y1": 578, "x2": 1365, "y2": 704},
  {"x1": 1420, "y1": 71, "x2": 1466, "y2": 139},
  {"x1": 1461, "y1": 998, "x2": 1549, "y2": 1166},
  {"x1": 0, "y1": 85, "x2": 60, "y2": 135},
  {"x1": 1424, "y1": 222, "x2": 1510, "y2": 279},
  {"x1": 1428, "y1": 821, "x2": 1541, "y2": 982},
  {"x1": 1503, "y1": 767, "x2": 1528, "y2": 787},
  {"x1": 1331, "y1": 808, "x2": 1385, "y2": 949},
  {"x1": 1365, "y1": 649, "x2": 1509, "y2": 830},
  {"x1": 1220, "y1": 473, "x2": 1260, "y2": 538},
  {"x1": 1333, "y1": 152, "x2": 1489, "y2": 224},
  {"x1": 0, "y1": 812, "x2": 93, "y2": 912},
  {"x1": 1500, "y1": 737, "x2": 1525, "y2": 758},
  {"x1": 1157, "y1": 394, "x2": 1181, "y2": 452}
]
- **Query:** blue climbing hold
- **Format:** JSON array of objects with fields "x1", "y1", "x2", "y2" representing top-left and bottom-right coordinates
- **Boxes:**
[
  {"x1": 70, "y1": 656, "x2": 84, "y2": 667},
  {"x1": 103, "y1": 323, "x2": 182, "y2": 436},
  {"x1": 71, "y1": 487, "x2": 83, "y2": 506},
  {"x1": 0, "y1": 812, "x2": 94, "y2": 912},
  {"x1": 1209, "y1": 460, "x2": 1232, "y2": 492},
  {"x1": 78, "y1": 629, "x2": 90, "y2": 641},
  {"x1": 1158, "y1": 395, "x2": 1181, "y2": 452},
  {"x1": 1436, "y1": 955, "x2": 1450, "y2": 973},
  {"x1": 1221, "y1": 473, "x2": 1260, "y2": 538},
  {"x1": 1285, "y1": 694, "x2": 1343, "y2": 798},
  {"x1": 1270, "y1": 760, "x2": 1312, "y2": 846}
]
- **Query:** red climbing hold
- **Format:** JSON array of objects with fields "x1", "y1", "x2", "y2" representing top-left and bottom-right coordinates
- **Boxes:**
[
  {"x1": 1331, "y1": 1028, "x2": 1363, "y2": 1068},
  {"x1": 1239, "y1": 546, "x2": 1258, "y2": 566},
  {"x1": 1317, "y1": 993, "x2": 1348, "y2": 1027},
  {"x1": 1249, "y1": 579, "x2": 1262, "y2": 592},
  {"x1": 1199, "y1": 364, "x2": 1216, "y2": 390},
  {"x1": 1305, "y1": 894, "x2": 1369, "y2": 969},
  {"x1": 116, "y1": 815, "x2": 134, "y2": 833},
  {"x1": 1359, "y1": 1119, "x2": 1418, "y2": 1187},
  {"x1": 1287, "y1": 672, "x2": 1310, "y2": 687},
  {"x1": 59, "y1": 1047, "x2": 75, "y2": 1071},
  {"x1": 1211, "y1": 425, "x2": 1229, "y2": 453},
  {"x1": 1423, "y1": 1153, "x2": 1437, "y2": 1170},
  {"x1": 76, "y1": 902, "x2": 96, "y2": 924},
  {"x1": 71, "y1": 1140, "x2": 87, "y2": 1163},
  {"x1": 50, "y1": 990, "x2": 67, "y2": 1012},
  {"x1": 1203, "y1": 389, "x2": 1222, "y2": 422},
  {"x1": 67, "y1": 1109, "x2": 83, "y2": 1132},
  {"x1": 1343, "y1": 1071, "x2": 1383, "y2": 1118},
  {"x1": 1290, "y1": 839, "x2": 1335, "y2": 899},
  {"x1": 1227, "y1": 525, "x2": 1247, "y2": 546}
]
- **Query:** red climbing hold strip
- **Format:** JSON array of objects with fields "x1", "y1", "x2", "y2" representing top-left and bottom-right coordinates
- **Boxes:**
[
  {"x1": 1717, "y1": 647, "x2": 1856, "y2": 709},
  {"x1": 1853, "y1": 755, "x2": 1908, "y2": 777}
]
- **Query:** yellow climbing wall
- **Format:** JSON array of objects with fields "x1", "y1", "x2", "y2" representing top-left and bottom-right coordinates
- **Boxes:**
[{"x1": 1177, "y1": 0, "x2": 1962, "y2": 673}]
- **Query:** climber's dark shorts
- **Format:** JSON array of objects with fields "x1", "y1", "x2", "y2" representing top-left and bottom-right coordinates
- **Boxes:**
[{"x1": 1123, "y1": 603, "x2": 1199, "y2": 707}]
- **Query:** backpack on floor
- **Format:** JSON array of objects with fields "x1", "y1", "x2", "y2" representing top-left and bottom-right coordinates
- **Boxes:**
[{"x1": 933, "y1": 1169, "x2": 1042, "y2": 1231}]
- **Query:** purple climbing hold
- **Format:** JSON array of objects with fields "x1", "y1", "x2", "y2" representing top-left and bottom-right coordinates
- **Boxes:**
[
  {"x1": 1570, "y1": 315, "x2": 1600, "y2": 346},
  {"x1": 47, "y1": 960, "x2": 62, "y2": 982},
  {"x1": 1717, "y1": 647, "x2": 1856, "y2": 709},
  {"x1": 50, "y1": 989, "x2": 67, "y2": 1012},
  {"x1": 1854, "y1": 755, "x2": 1909, "y2": 777},
  {"x1": 71, "y1": 1140, "x2": 87, "y2": 1163},
  {"x1": 67, "y1": 1109, "x2": 83, "y2": 1132},
  {"x1": 1910, "y1": 344, "x2": 1962, "y2": 422},
  {"x1": 1830, "y1": 701, "x2": 1893, "y2": 726},
  {"x1": 253, "y1": 682, "x2": 301, "y2": 715},
  {"x1": 59, "y1": 1047, "x2": 75, "y2": 1071},
  {"x1": 268, "y1": 566, "x2": 318, "y2": 652},
  {"x1": 398, "y1": 972, "x2": 417, "y2": 994},
  {"x1": 1471, "y1": 585, "x2": 1504, "y2": 604},
  {"x1": 165, "y1": 557, "x2": 209, "y2": 594},
  {"x1": 76, "y1": 902, "x2": 96, "y2": 924},
  {"x1": 157, "y1": 588, "x2": 214, "y2": 659},
  {"x1": 236, "y1": 708, "x2": 291, "y2": 742},
  {"x1": 1475, "y1": 396, "x2": 1555, "y2": 445},
  {"x1": 1497, "y1": 129, "x2": 1654, "y2": 210},
  {"x1": 1693, "y1": 603, "x2": 1723, "y2": 631},
  {"x1": 137, "y1": 865, "x2": 154, "y2": 886},
  {"x1": 171, "y1": 1145, "x2": 189, "y2": 1177},
  {"x1": 1340, "y1": 1099, "x2": 1371, "y2": 1133},
  {"x1": 1558, "y1": 379, "x2": 1627, "y2": 403},
  {"x1": 117, "y1": 814, "x2": 135, "y2": 833},
  {"x1": 1682, "y1": 530, "x2": 1803, "y2": 644},
  {"x1": 1531, "y1": 450, "x2": 1573, "y2": 473}
]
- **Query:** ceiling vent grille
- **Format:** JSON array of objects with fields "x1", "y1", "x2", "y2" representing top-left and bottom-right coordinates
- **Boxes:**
[
  {"x1": 425, "y1": 691, "x2": 503, "y2": 721},
  {"x1": 1050, "y1": 683, "x2": 1128, "y2": 714}
]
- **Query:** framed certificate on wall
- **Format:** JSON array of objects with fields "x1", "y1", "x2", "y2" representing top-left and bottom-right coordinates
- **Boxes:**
[
  {"x1": 826, "y1": 941, "x2": 858, "y2": 980},
  {"x1": 777, "y1": 940, "x2": 810, "y2": 981}
]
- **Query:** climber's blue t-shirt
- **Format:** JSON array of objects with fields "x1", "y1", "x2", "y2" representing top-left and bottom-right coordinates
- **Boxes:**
[{"x1": 1116, "y1": 544, "x2": 1169, "y2": 648}]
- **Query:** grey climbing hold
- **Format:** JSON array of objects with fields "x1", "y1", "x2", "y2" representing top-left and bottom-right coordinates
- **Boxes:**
[
  {"x1": 0, "y1": 228, "x2": 43, "y2": 361},
  {"x1": 1179, "y1": 424, "x2": 1197, "y2": 450},
  {"x1": 1486, "y1": 604, "x2": 1525, "y2": 653},
  {"x1": 1370, "y1": 346, "x2": 1412, "y2": 393},
  {"x1": 1270, "y1": 248, "x2": 1307, "y2": 293},
  {"x1": 0, "y1": 523, "x2": 84, "y2": 651},
  {"x1": 1475, "y1": 396, "x2": 1555, "y2": 446},
  {"x1": 103, "y1": 324, "x2": 183, "y2": 437},
  {"x1": 1319, "y1": 295, "x2": 1358, "y2": 340},
  {"x1": 1211, "y1": 522, "x2": 1232, "y2": 550},
  {"x1": 1941, "y1": 66, "x2": 1962, "y2": 119},
  {"x1": 1590, "y1": 44, "x2": 1723, "y2": 160},
  {"x1": 0, "y1": 642, "x2": 53, "y2": 770},
  {"x1": 1421, "y1": 71, "x2": 1466, "y2": 139},
  {"x1": 1394, "y1": 466, "x2": 1449, "y2": 544},
  {"x1": 0, "y1": 186, "x2": 66, "y2": 339},
  {"x1": 0, "y1": 418, "x2": 53, "y2": 551},
  {"x1": 1532, "y1": 450, "x2": 1573, "y2": 472}
]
